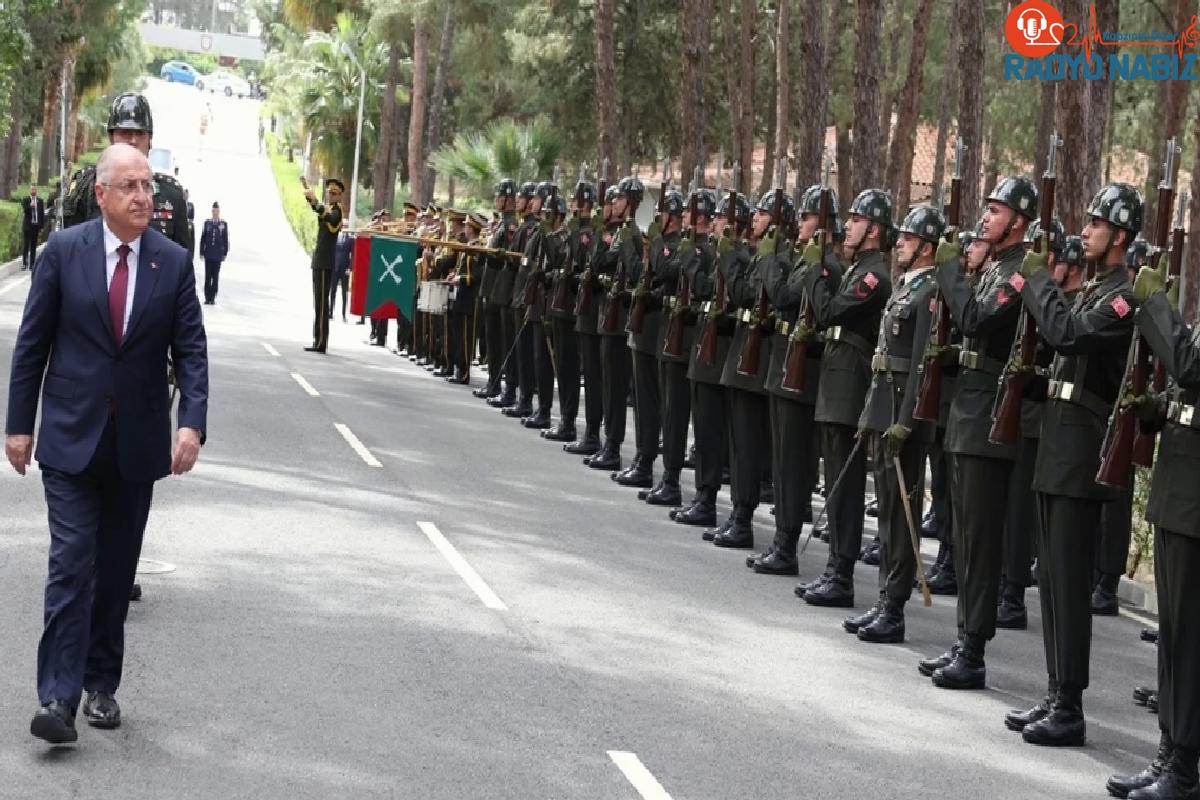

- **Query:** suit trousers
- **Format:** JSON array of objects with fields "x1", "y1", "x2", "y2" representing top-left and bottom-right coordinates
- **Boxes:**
[
  {"x1": 512, "y1": 309, "x2": 534, "y2": 402},
  {"x1": 951, "y1": 453, "x2": 1012, "y2": 641},
  {"x1": 878, "y1": 432, "x2": 927, "y2": 604},
  {"x1": 579, "y1": 332, "x2": 604, "y2": 432},
  {"x1": 691, "y1": 381, "x2": 726, "y2": 503},
  {"x1": 1003, "y1": 437, "x2": 1039, "y2": 587},
  {"x1": 327, "y1": 272, "x2": 348, "y2": 319},
  {"x1": 728, "y1": 388, "x2": 768, "y2": 515},
  {"x1": 823, "y1": 422, "x2": 868, "y2": 566},
  {"x1": 481, "y1": 303, "x2": 503, "y2": 391},
  {"x1": 1096, "y1": 480, "x2": 1134, "y2": 577},
  {"x1": 311, "y1": 270, "x2": 330, "y2": 350},
  {"x1": 601, "y1": 335, "x2": 630, "y2": 447},
  {"x1": 446, "y1": 312, "x2": 471, "y2": 374},
  {"x1": 1156, "y1": 527, "x2": 1200, "y2": 749},
  {"x1": 38, "y1": 421, "x2": 154, "y2": 707},
  {"x1": 632, "y1": 350, "x2": 661, "y2": 462},
  {"x1": 533, "y1": 321, "x2": 555, "y2": 414},
  {"x1": 203, "y1": 259, "x2": 223, "y2": 303},
  {"x1": 552, "y1": 318, "x2": 581, "y2": 422},
  {"x1": 499, "y1": 307, "x2": 517, "y2": 394},
  {"x1": 660, "y1": 360, "x2": 690, "y2": 473},
  {"x1": 769, "y1": 395, "x2": 817, "y2": 550},
  {"x1": 1035, "y1": 492, "x2": 1102, "y2": 691},
  {"x1": 23, "y1": 225, "x2": 39, "y2": 268}
]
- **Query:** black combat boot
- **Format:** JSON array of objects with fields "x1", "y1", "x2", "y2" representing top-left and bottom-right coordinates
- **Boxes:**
[
  {"x1": 927, "y1": 549, "x2": 958, "y2": 595},
  {"x1": 673, "y1": 496, "x2": 718, "y2": 527},
  {"x1": 565, "y1": 427, "x2": 601, "y2": 454},
  {"x1": 860, "y1": 537, "x2": 881, "y2": 566},
  {"x1": 795, "y1": 559, "x2": 835, "y2": 598},
  {"x1": 644, "y1": 471, "x2": 683, "y2": 506},
  {"x1": 503, "y1": 397, "x2": 534, "y2": 418},
  {"x1": 1128, "y1": 745, "x2": 1199, "y2": 800},
  {"x1": 857, "y1": 598, "x2": 905, "y2": 644},
  {"x1": 806, "y1": 557, "x2": 855, "y2": 608},
  {"x1": 1005, "y1": 679, "x2": 1057, "y2": 732},
  {"x1": 682, "y1": 444, "x2": 696, "y2": 469},
  {"x1": 1135, "y1": 685, "x2": 1157, "y2": 706},
  {"x1": 996, "y1": 580, "x2": 1028, "y2": 630},
  {"x1": 1108, "y1": 731, "x2": 1173, "y2": 798},
  {"x1": 703, "y1": 515, "x2": 734, "y2": 542},
  {"x1": 933, "y1": 633, "x2": 987, "y2": 690},
  {"x1": 473, "y1": 384, "x2": 499, "y2": 399},
  {"x1": 843, "y1": 593, "x2": 886, "y2": 634},
  {"x1": 586, "y1": 443, "x2": 622, "y2": 471},
  {"x1": 920, "y1": 507, "x2": 939, "y2": 538},
  {"x1": 1142, "y1": 628, "x2": 1159, "y2": 644},
  {"x1": 812, "y1": 519, "x2": 830, "y2": 543},
  {"x1": 432, "y1": 365, "x2": 453, "y2": 377},
  {"x1": 613, "y1": 455, "x2": 653, "y2": 488},
  {"x1": 1149, "y1": 692, "x2": 1160, "y2": 714},
  {"x1": 542, "y1": 419, "x2": 577, "y2": 441},
  {"x1": 1092, "y1": 572, "x2": 1121, "y2": 616},
  {"x1": 487, "y1": 389, "x2": 517, "y2": 408},
  {"x1": 751, "y1": 532, "x2": 799, "y2": 576},
  {"x1": 865, "y1": 495, "x2": 878, "y2": 518},
  {"x1": 712, "y1": 508, "x2": 754, "y2": 549},
  {"x1": 1022, "y1": 686, "x2": 1086, "y2": 747},
  {"x1": 521, "y1": 408, "x2": 553, "y2": 429},
  {"x1": 919, "y1": 639, "x2": 960, "y2": 678}
]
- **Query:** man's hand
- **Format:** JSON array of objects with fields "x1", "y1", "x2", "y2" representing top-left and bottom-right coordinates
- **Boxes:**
[
  {"x1": 303, "y1": 189, "x2": 316, "y2": 204},
  {"x1": 935, "y1": 237, "x2": 960, "y2": 267},
  {"x1": 1133, "y1": 253, "x2": 1169, "y2": 305},
  {"x1": 883, "y1": 423, "x2": 911, "y2": 458},
  {"x1": 1019, "y1": 235, "x2": 1050, "y2": 278},
  {"x1": 171, "y1": 427, "x2": 202, "y2": 475},
  {"x1": 1127, "y1": 392, "x2": 1164, "y2": 425},
  {"x1": 801, "y1": 240, "x2": 823, "y2": 268},
  {"x1": 5, "y1": 434, "x2": 32, "y2": 476},
  {"x1": 757, "y1": 227, "x2": 777, "y2": 257},
  {"x1": 717, "y1": 232, "x2": 736, "y2": 255}
]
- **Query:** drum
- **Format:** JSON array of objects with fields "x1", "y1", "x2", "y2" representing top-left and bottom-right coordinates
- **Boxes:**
[{"x1": 417, "y1": 280, "x2": 451, "y2": 314}]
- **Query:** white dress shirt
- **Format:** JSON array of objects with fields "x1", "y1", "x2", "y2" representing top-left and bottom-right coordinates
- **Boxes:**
[{"x1": 102, "y1": 220, "x2": 140, "y2": 337}]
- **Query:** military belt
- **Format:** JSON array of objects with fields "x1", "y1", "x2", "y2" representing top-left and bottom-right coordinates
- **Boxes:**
[
  {"x1": 871, "y1": 353, "x2": 912, "y2": 373},
  {"x1": 1047, "y1": 379, "x2": 1111, "y2": 419},
  {"x1": 958, "y1": 349, "x2": 1006, "y2": 376},
  {"x1": 825, "y1": 326, "x2": 874, "y2": 358},
  {"x1": 1168, "y1": 401, "x2": 1200, "y2": 428}
]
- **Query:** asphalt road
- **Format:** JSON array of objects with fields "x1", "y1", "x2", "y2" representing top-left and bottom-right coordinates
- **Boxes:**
[{"x1": 0, "y1": 78, "x2": 1164, "y2": 799}]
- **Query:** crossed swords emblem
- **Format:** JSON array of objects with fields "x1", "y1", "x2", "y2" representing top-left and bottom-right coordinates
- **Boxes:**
[{"x1": 379, "y1": 252, "x2": 405, "y2": 284}]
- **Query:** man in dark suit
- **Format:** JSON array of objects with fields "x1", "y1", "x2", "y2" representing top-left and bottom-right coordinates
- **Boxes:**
[
  {"x1": 5, "y1": 143, "x2": 208, "y2": 745},
  {"x1": 21, "y1": 184, "x2": 45, "y2": 270},
  {"x1": 303, "y1": 177, "x2": 343, "y2": 353},
  {"x1": 199, "y1": 201, "x2": 229, "y2": 305}
]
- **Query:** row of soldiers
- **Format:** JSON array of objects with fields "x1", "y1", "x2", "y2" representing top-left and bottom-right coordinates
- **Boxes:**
[{"x1": 396, "y1": 167, "x2": 1197, "y2": 800}]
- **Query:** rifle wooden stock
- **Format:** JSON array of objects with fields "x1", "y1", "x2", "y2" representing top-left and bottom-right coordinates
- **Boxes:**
[
  {"x1": 627, "y1": 181, "x2": 670, "y2": 334},
  {"x1": 736, "y1": 285, "x2": 769, "y2": 376},
  {"x1": 573, "y1": 268, "x2": 594, "y2": 316},
  {"x1": 697, "y1": 268, "x2": 726, "y2": 366},
  {"x1": 913, "y1": 155, "x2": 962, "y2": 420},
  {"x1": 663, "y1": 273, "x2": 691, "y2": 358},
  {"x1": 780, "y1": 183, "x2": 832, "y2": 393}
]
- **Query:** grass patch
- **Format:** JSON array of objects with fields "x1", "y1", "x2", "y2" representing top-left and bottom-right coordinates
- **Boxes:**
[{"x1": 266, "y1": 133, "x2": 315, "y2": 256}]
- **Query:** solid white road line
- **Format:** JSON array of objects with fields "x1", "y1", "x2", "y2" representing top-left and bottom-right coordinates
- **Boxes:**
[
  {"x1": 417, "y1": 521, "x2": 508, "y2": 611},
  {"x1": 607, "y1": 751, "x2": 673, "y2": 800},
  {"x1": 291, "y1": 372, "x2": 320, "y2": 396},
  {"x1": 262, "y1": 342, "x2": 280, "y2": 356},
  {"x1": 0, "y1": 274, "x2": 30, "y2": 296},
  {"x1": 334, "y1": 423, "x2": 382, "y2": 468},
  {"x1": 1122, "y1": 608, "x2": 1158, "y2": 629}
]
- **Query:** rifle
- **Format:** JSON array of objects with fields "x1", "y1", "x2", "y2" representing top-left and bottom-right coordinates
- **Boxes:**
[
  {"x1": 780, "y1": 150, "x2": 834, "y2": 393},
  {"x1": 664, "y1": 168, "x2": 701, "y2": 359},
  {"x1": 736, "y1": 161, "x2": 786, "y2": 376},
  {"x1": 913, "y1": 139, "x2": 965, "y2": 420},
  {"x1": 552, "y1": 163, "x2": 587, "y2": 314},
  {"x1": 1098, "y1": 139, "x2": 1181, "y2": 485},
  {"x1": 697, "y1": 162, "x2": 739, "y2": 366},
  {"x1": 988, "y1": 133, "x2": 1061, "y2": 446},
  {"x1": 601, "y1": 171, "x2": 639, "y2": 333},
  {"x1": 574, "y1": 158, "x2": 609, "y2": 317},
  {"x1": 627, "y1": 158, "x2": 671, "y2": 335},
  {"x1": 523, "y1": 168, "x2": 560, "y2": 308}
]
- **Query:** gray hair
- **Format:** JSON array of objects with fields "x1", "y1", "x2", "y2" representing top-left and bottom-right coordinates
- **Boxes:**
[{"x1": 95, "y1": 143, "x2": 149, "y2": 186}]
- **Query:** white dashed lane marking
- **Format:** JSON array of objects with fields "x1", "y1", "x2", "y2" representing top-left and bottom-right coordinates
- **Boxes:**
[
  {"x1": 417, "y1": 521, "x2": 507, "y2": 611},
  {"x1": 607, "y1": 751, "x2": 674, "y2": 800},
  {"x1": 290, "y1": 372, "x2": 320, "y2": 396},
  {"x1": 335, "y1": 423, "x2": 382, "y2": 468}
]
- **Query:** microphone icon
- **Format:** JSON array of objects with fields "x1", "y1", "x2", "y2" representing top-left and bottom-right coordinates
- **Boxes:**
[{"x1": 1018, "y1": 8, "x2": 1046, "y2": 43}]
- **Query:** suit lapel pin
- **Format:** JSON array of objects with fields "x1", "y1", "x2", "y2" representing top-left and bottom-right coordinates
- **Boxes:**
[{"x1": 151, "y1": 261, "x2": 159, "y2": 270}]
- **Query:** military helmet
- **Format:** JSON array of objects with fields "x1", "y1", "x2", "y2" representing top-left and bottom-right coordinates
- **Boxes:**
[
  {"x1": 799, "y1": 184, "x2": 840, "y2": 221},
  {"x1": 1062, "y1": 235, "x2": 1085, "y2": 268},
  {"x1": 661, "y1": 188, "x2": 685, "y2": 217},
  {"x1": 898, "y1": 205, "x2": 947, "y2": 245},
  {"x1": 958, "y1": 219, "x2": 985, "y2": 249},
  {"x1": 616, "y1": 176, "x2": 645, "y2": 207},
  {"x1": 1025, "y1": 217, "x2": 1066, "y2": 255},
  {"x1": 754, "y1": 187, "x2": 797, "y2": 226},
  {"x1": 688, "y1": 188, "x2": 719, "y2": 219},
  {"x1": 544, "y1": 193, "x2": 568, "y2": 217},
  {"x1": 1126, "y1": 238, "x2": 1151, "y2": 268},
  {"x1": 848, "y1": 189, "x2": 893, "y2": 228},
  {"x1": 717, "y1": 191, "x2": 752, "y2": 228},
  {"x1": 535, "y1": 180, "x2": 558, "y2": 202},
  {"x1": 1087, "y1": 183, "x2": 1144, "y2": 236},
  {"x1": 494, "y1": 178, "x2": 517, "y2": 198},
  {"x1": 574, "y1": 180, "x2": 597, "y2": 207},
  {"x1": 518, "y1": 181, "x2": 538, "y2": 200},
  {"x1": 604, "y1": 185, "x2": 620, "y2": 204},
  {"x1": 986, "y1": 176, "x2": 1039, "y2": 220},
  {"x1": 108, "y1": 92, "x2": 153, "y2": 135}
]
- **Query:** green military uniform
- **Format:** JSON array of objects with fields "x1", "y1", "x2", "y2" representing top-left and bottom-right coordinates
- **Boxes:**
[
  {"x1": 565, "y1": 193, "x2": 614, "y2": 456},
  {"x1": 306, "y1": 189, "x2": 343, "y2": 353}
]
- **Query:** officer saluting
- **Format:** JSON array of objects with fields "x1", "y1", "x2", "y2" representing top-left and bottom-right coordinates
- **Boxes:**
[{"x1": 303, "y1": 177, "x2": 344, "y2": 354}]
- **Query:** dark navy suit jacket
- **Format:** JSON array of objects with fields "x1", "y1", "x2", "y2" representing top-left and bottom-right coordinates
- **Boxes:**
[{"x1": 6, "y1": 217, "x2": 208, "y2": 482}]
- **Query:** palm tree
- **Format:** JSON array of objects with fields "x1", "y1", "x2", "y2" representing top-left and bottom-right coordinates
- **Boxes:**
[{"x1": 428, "y1": 119, "x2": 562, "y2": 202}]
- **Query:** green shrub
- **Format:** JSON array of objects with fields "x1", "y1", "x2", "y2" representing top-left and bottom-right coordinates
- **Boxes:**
[
  {"x1": 266, "y1": 133, "x2": 315, "y2": 255},
  {"x1": 0, "y1": 201, "x2": 22, "y2": 261}
]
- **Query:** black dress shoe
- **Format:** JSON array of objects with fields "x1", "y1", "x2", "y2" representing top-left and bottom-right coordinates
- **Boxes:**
[
  {"x1": 541, "y1": 422, "x2": 577, "y2": 441},
  {"x1": 932, "y1": 645, "x2": 986, "y2": 690},
  {"x1": 521, "y1": 410, "x2": 552, "y2": 429},
  {"x1": 860, "y1": 539, "x2": 881, "y2": 566},
  {"x1": 502, "y1": 403, "x2": 534, "y2": 418},
  {"x1": 843, "y1": 596, "x2": 885, "y2": 633},
  {"x1": 702, "y1": 518, "x2": 733, "y2": 542},
  {"x1": 1022, "y1": 693, "x2": 1086, "y2": 747},
  {"x1": 587, "y1": 447, "x2": 622, "y2": 471},
  {"x1": 753, "y1": 549, "x2": 799, "y2": 576},
  {"x1": 713, "y1": 522, "x2": 754, "y2": 549},
  {"x1": 82, "y1": 691, "x2": 121, "y2": 729},
  {"x1": 1005, "y1": 693, "x2": 1055, "y2": 732},
  {"x1": 857, "y1": 600, "x2": 905, "y2": 644},
  {"x1": 644, "y1": 480, "x2": 682, "y2": 506},
  {"x1": 674, "y1": 502, "x2": 717, "y2": 527},
  {"x1": 918, "y1": 643, "x2": 959, "y2": 678},
  {"x1": 1143, "y1": 628, "x2": 1160, "y2": 644},
  {"x1": 30, "y1": 701, "x2": 77, "y2": 744},
  {"x1": 1109, "y1": 733, "x2": 1172, "y2": 799},
  {"x1": 303, "y1": 346, "x2": 326, "y2": 354},
  {"x1": 488, "y1": 393, "x2": 517, "y2": 408},
  {"x1": 130, "y1": 582, "x2": 143, "y2": 601},
  {"x1": 1134, "y1": 685, "x2": 1157, "y2": 705},
  {"x1": 564, "y1": 434, "x2": 600, "y2": 454},
  {"x1": 806, "y1": 575, "x2": 855, "y2": 608}
]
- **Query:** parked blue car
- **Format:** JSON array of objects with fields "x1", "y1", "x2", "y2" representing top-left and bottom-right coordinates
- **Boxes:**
[{"x1": 160, "y1": 61, "x2": 199, "y2": 85}]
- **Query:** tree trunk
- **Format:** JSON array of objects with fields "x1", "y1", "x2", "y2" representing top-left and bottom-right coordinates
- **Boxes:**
[
  {"x1": 1184, "y1": 100, "x2": 1200, "y2": 322},
  {"x1": 794, "y1": 0, "x2": 827, "y2": 189},
  {"x1": 836, "y1": 125, "x2": 852, "y2": 210},
  {"x1": 722, "y1": 0, "x2": 740, "y2": 175},
  {"x1": 372, "y1": 44, "x2": 400, "y2": 213},
  {"x1": 736, "y1": 0, "x2": 755, "y2": 193},
  {"x1": 883, "y1": 0, "x2": 934, "y2": 215},
  {"x1": 66, "y1": 85, "x2": 84, "y2": 164},
  {"x1": 1032, "y1": 80, "x2": 1057, "y2": 180},
  {"x1": 983, "y1": 120, "x2": 1000, "y2": 202},
  {"x1": 393, "y1": 99, "x2": 408, "y2": 201},
  {"x1": 423, "y1": 4, "x2": 455, "y2": 205},
  {"x1": 1052, "y1": 1, "x2": 1089, "y2": 233},
  {"x1": 928, "y1": 0, "x2": 958, "y2": 209},
  {"x1": 851, "y1": 0, "x2": 883, "y2": 191},
  {"x1": 772, "y1": 0, "x2": 790, "y2": 187},
  {"x1": 679, "y1": 0, "x2": 713, "y2": 184},
  {"x1": 594, "y1": 0, "x2": 619, "y2": 177},
  {"x1": 878, "y1": 0, "x2": 912, "y2": 170},
  {"x1": 406, "y1": 19, "x2": 430, "y2": 204},
  {"x1": 956, "y1": 0, "x2": 985, "y2": 225},
  {"x1": 1145, "y1": 0, "x2": 1188, "y2": 233},
  {"x1": 0, "y1": 83, "x2": 22, "y2": 198},
  {"x1": 38, "y1": 66, "x2": 62, "y2": 184},
  {"x1": 757, "y1": 70, "x2": 777, "y2": 195}
]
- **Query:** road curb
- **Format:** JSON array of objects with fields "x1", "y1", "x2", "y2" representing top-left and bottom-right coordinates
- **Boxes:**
[
  {"x1": 1119, "y1": 574, "x2": 1157, "y2": 615},
  {"x1": 0, "y1": 251, "x2": 27, "y2": 281}
]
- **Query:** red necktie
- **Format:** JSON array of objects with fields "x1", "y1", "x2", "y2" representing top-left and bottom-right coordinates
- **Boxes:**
[{"x1": 109, "y1": 244, "x2": 130, "y2": 346}]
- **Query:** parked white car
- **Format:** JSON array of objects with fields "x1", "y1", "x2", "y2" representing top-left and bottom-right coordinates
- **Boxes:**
[{"x1": 196, "y1": 70, "x2": 251, "y2": 98}]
